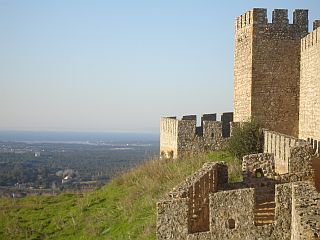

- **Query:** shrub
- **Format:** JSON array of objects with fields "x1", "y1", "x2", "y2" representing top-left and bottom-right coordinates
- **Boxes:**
[{"x1": 227, "y1": 119, "x2": 264, "y2": 160}]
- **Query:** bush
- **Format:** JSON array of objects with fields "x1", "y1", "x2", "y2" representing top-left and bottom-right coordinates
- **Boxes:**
[{"x1": 227, "y1": 120, "x2": 264, "y2": 160}]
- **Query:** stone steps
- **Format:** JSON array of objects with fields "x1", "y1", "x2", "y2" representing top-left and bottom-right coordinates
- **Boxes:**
[{"x1": 254, "y1": 200, "x2": 275, "y2": 226}]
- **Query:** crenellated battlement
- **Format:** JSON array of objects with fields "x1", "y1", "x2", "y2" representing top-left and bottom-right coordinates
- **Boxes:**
[
  {"x1": 236, "y1": 8, "x2": 308, "y2": 33},
  {"x1": 160, "y1": 113, "x2": 233, "y2": 158},
  {"x1": 234, "y1": 8, "x2": 310, "y2": 137},
  {"x1": 158, "y1": 7, "x2": 320, "y2": 239},
  {"x1": 301, "y1": 26, "x2": 320, "y2": 51},
  {"x1": 314, "y1": 20, "x2": 320, "y2": 30}
]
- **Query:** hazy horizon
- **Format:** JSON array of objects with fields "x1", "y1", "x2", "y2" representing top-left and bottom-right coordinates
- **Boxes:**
[
  {"x1": 0, "y1": 130, "x2": 159, "y2": 143},
  {"x1": 1, "y1": 0, "x2": 320, "y2": 132}
]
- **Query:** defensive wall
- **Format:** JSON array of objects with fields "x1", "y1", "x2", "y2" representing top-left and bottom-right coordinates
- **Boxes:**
[
  {"x1": 157, "y1": 130, "x2": 319, "y2": 239},
  {"x1": 160, "y1": 113, "x2": 233, "y2": 159},
  {"x1": 234, "y1": 8, "x2": 320, "y2": 140},
  {"x1": 299, "y1": 25, "x2": 320, "y2": 145},
  {"x1": 234, "y1": 8, "x2": 309, "y2": 137}
]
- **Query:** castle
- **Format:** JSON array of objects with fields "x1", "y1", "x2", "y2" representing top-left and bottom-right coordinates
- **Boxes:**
[
  {"x1": 160, "y1": 8, "x2": 320, "y2": 159},
  {"x1": 157, "y1": 8, "x2": 320, "y2": 239},
  {"x1": 234, "y1": 8, "x2": 320, "y2": 144}
]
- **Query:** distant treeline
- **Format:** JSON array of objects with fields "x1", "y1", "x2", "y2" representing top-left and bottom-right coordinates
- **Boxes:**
[{"x1": 0, "y1": 141, "x2": 159, "y2": 193}]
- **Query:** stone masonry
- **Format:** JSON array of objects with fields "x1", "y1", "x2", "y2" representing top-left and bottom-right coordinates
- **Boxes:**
[
  {"x1": 157, "y1": 131, "x2": 320, "y2": 239},
  {"x1": 299, "y1": 26, "x2": 320, "y2": 147},
  {"x1": 157, "y1": 7, "x2": 320, "y2": 239},
  {"x1": 160, "y1": 113, "x2": 233, "y2": 159},
  {"x1": 234, "y1": 8, "x2": 320, "y2": 138},
  {"x1": 234, "y1": 8, "x2": 320, "y2": 141}
]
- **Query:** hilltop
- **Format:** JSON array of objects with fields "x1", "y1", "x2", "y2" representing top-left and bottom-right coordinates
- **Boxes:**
[{"x1": 0, "y1": 151, "x2": 241, "y2": 240}]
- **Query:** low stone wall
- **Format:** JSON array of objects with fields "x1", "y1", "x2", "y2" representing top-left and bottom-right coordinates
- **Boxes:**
[
  {"x1": 273, "y1": 183, "x2": 292, "y2": 239},
  {"x1": 209, "y1": 188, "x2": 256, "y2": 239},
  {"x1": 291, "y1": 182, "x2": 320, "y2": 240},
  {"x1": 242, "y1": 153, "x2": 275, "y2": 180},
  {"x1": 264, "y1": 130, "x2": 306, "y2": 174},
  {"x1": 187, "y1": 183, "x2": 293, "y2": 239},
  {"x1": 156, "y1": 198, "x2": 189, "y2": 239},
  {"x1": 157, "y1": 171, "x2": 319, "y2": 239},
  {"x1": 156, "y1": 162, "x2": 228, "y2": 239}
]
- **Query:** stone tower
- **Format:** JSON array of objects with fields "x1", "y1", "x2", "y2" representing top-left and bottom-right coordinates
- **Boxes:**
[{"x1": 234, "y1": 8, "x2": 308, "y2": 137}]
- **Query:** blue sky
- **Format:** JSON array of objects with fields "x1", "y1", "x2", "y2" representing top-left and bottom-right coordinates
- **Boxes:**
[{"x1": 1, "y1": 0, "x2": 319, "y2": 132}]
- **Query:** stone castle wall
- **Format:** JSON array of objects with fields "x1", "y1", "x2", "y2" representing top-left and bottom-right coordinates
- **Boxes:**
[
  {"x1": 157, "y1": 128, "x2": 319, "y2": 239},
  {"x1": 299, "y1": 25, "x2": 320, "y2": 146},
  {"x1": 263, "y1": 130, "x2": 307, "y2": 174},
  {"x1": 233, "y1": 10, "x2": 253, "y2": 123},
  {"x1": 234, "y1": 8, "x2": 309, "y2": 137},
  {"x1": 160, "y1": 113, "x2": 233, "y2": 159},
  {"x1": 157, "y1": 8, "x2": 320, "y2": 238},
  {"x1": 156, "y1": 162, "x2": 228, "y2": 239},
  {"x1": 160, "y1": 117, "x2": 178, "y2": 158},
  {"x1": 157, "y1": 161, "x2": 319, "y2": 239},
  {"x1": 157, "y1": 150, "x2": 319, "y2": 239}
]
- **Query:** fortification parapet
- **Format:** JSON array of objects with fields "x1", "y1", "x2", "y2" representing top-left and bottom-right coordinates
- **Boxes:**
[
  {"x1": 157, "y1": 162, "x2": 228, "y2": 238},
  {"x1": 236, "y1": 8, "x2": 308, "y2": 34},
  {"x1": 314, "y1": 20, "x2": 320, "y2": 30},
  {"x1": 182, "y1": 115, "x2": 197, "y2": 121},
  {"x1": 160, "y1": 113, "x2": 233, "y2": 159},
  {"x1": 301, "y1": 26, "x2": 320, "y2": 51},
  {"x1": 263, "y1": 130, "x2": 314, "y2": 175},
  {"x1": 221, "y1": 112, "x2": 233, "y2": 138}
]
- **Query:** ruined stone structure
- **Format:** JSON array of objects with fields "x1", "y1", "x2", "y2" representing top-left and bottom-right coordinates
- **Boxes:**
[
  {"x1": 234, "y1": 8, "x2": 320, "y2": 139},
  {"x1": 157, "y1": 131, "x2": 320, "y2": 239},
  {"x1": 160, "y1": 113, "x2": 233, "y2": 159}
]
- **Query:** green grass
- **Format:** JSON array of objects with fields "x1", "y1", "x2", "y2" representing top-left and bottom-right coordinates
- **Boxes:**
[{"x1": 0, "y1": 151, "x2": 241, "y2": 240}]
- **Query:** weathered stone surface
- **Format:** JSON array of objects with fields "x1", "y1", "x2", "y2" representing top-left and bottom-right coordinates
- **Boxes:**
[
  {"x1": 263, "y1": 130, "x2": 314, "y2": 176},
  {"x1": 157, "y1": 7, "x2": 320, "y2": 239},
  {"x1": 160, "y1": 113, "x2": 233, "y2": 159},
  {"x1": 234, "y1": 8, "x2": 308, "y2": 137},
  {"x1": 299, "y1": 26, "x2": 320, "y2": 148},
  {"x1": 291, "y1": 182, "x2": 320, "y2": 240},
  {"x1": 157, "y1": 130, "x2": 319, "y2": 239},
  {"x1": 243, "y1": 153, "x2": 275, "y2": 179}
]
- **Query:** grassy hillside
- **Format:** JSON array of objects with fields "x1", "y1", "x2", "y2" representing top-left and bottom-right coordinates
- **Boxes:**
[{"x1": 0, "y1": 151, "x2": 241, "y2": 240}]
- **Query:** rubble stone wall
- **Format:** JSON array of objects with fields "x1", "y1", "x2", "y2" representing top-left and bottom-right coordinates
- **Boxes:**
[
  {"x1": 177, "y1": 119, "x2": 223, "y2": 158},
  {"x1": 156, "y1": 162, "x2": 227, "y2": 239},
  {"x1": 160, "y1": 113, "x2": 233, "y2": 159},
  {"x1": 156, "y1": 198, "x2": 189, "y2": 240},
  {"x1": 209, "y1": 188, "x2": 256, "y2": 239},
  {"x1": 291, "y1": 182, "x2": 320, "y2": 239},
  {"x1": 157, "y1": 161, "x2": 319, "y2": 239},
  {"x1": 242, "y1": 153, "x2": 275, "y2": 180}
]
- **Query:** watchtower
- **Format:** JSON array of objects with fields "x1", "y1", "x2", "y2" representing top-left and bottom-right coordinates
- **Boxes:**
[{"x1": 234, "y1": 8, "x2": 308, "y2": 137}]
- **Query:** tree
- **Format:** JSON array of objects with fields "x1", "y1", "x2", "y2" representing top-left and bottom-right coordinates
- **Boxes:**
[{"x1": 227, "y1": 119, "x2": 264, "y2": 160}]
